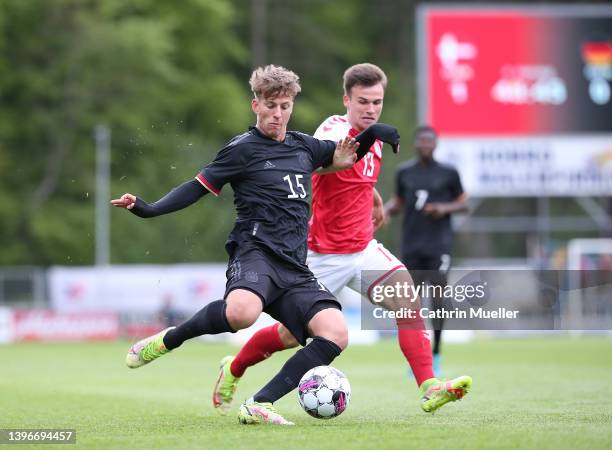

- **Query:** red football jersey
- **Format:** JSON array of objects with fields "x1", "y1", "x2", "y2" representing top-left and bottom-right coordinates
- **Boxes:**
[{"x1": 308, "y1": 115, "x2": 383, "y2": 254}]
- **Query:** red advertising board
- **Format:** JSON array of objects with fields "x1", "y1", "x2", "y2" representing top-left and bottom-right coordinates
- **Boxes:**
[{"x1": 12, "y1": 310, "x2": 119, "y2": 342}]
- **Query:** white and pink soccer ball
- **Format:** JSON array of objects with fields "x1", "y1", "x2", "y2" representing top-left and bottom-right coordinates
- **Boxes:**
[{"x1": 298, "y1": 366, "x2": 351, "y2": 419}]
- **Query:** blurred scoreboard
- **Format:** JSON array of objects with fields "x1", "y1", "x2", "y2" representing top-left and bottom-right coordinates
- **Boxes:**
[{"x1": 417, "y1": 5, "x2": 612, "y2": 196}]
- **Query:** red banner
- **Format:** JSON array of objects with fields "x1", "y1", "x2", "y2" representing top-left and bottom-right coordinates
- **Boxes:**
[{"x1": 13, "y1": 310, "x2": 119, "y2": 342}]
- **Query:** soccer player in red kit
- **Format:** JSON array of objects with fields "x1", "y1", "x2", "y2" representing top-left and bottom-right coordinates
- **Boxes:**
[{"x1": 212, "y1": 63, "x2": 472, "y2": 415}]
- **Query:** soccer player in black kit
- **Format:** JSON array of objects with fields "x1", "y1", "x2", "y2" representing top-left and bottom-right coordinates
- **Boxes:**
[
  {"x1": 384, "y1": 126, "x2": 468, "y2": 376},
  {"x1": 111, "y1": 65, "x2": 400, "y2": 425}
]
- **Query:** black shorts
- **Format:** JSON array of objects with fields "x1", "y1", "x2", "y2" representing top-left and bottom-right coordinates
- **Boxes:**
[
  {"x1": 225, "y1": 244, "x2": 340, "y2": 345},
  {"x1": 402, "y1": 254, "x2": 449, "y2": 287}
]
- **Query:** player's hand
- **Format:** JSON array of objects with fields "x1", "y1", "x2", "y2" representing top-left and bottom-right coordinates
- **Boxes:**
[
  {"x1": 370, "y1": 123, "x2": 400, "y2": 154},
  {"x1": 332, "y1": 136, "x2": 359, "y2": 170},
  {"x1": 110, "y1": 193, "x2": 137, "y2": 210},
  {"x1": 423, "y1": 203, "x2": 448, "y2": 219}
]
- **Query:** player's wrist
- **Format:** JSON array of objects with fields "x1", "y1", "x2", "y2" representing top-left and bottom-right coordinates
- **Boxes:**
[{"x1": 129, "y1": 197, "x2": 154, "y2": 218}]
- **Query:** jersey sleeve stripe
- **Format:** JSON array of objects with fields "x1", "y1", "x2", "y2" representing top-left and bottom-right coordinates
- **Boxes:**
[{"x1": 195, "y1": 174, "x2": 220, "y2": 196}]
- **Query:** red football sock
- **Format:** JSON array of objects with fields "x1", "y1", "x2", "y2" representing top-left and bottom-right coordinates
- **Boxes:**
[
  {"x1": 230, "y1": 323, "x2": 286, "y2": 377},
  {"x1": 396, "y1": 318, "x2": 435, "y2": 386}
]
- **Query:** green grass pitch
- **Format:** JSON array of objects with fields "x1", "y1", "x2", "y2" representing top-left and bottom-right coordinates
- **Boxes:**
[{"x1": 1, "y1": 336, "x2": 612, "y2": 450}]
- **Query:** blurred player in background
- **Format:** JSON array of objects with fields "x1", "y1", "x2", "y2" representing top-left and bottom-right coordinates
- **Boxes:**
[
  {"x1": 384, "y1": 125, "x2": 469, "y2": 375},
  {"x1": 213, "y1": 64, "x2": 472, "y2": 416}
]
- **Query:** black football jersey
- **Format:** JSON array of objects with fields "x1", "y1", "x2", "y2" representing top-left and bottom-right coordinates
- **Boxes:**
[
  {"x1": 395, "y1": 159, "x2": 464, "y2": 258},
  {"x1": 198, "y1": 126, "x2": 336, "y2": 271}
]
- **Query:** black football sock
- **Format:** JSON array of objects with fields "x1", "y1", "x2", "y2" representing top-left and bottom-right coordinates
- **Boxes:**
[
  {"x1": 433, "y1": 327, "x2": 443, "y2": 355},
  {"x1": 163, "y1": 300, "x2": 234, "y2": 350},
  {"x1": 252, "y1": 336, "x2": 342, "y2": 404},
  {"x1": 432, "y1": 297, "x2": 444, "y2": 354}
]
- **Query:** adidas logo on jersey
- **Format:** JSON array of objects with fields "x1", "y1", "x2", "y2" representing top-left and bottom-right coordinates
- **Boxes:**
[{"x1": 263, "y1": 160, "x2": 276, "y2": 169}]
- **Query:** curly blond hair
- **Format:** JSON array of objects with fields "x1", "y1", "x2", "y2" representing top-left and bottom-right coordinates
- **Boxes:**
[{"x1": 249, "y1": 65, "x2": 302, "y2": 99}]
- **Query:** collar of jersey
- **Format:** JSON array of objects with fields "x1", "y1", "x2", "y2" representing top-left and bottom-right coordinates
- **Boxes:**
[
  {"x1": 349, "y1": 126, "x2": 361, "y2": 137},
  {"x1": 249, "y1": 125, "x2": 286, "y2": 143}
]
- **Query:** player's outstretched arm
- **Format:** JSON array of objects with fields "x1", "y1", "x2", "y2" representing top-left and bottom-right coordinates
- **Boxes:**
[
  {"x1": 354, "y1": 123, "x2": 400, "y2": 160},
  {"x1": 423, "y1": 194, "x2": 469, "y2": 219},
  {"x1": 110, "y1": 179, "x2": 208, "y2": 218}
]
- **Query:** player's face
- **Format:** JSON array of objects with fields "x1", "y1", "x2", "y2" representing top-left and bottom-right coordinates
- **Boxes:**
[
  {"x1": 343, "y1": 83, "x2": 385, "y2": 132},
  {"x1": 252, "y1": 95, "x2": 294, "y2": 142},
  {"x1": 415, "y1": 131, "x2": 437, "y2": 161}
]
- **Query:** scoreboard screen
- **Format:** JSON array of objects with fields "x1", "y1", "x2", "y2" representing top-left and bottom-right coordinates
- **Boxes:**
[
  {"x1": 417, "y1": 5, "x2": 612, "y2": 196},
  {"x1": 420, "y1": 5, "x2": 612, "y2": 135}
]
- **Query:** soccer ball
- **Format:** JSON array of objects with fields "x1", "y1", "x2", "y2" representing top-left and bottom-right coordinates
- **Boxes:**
[{"x1": 298, "y1": 365, "x2": 351, "y2": 419}]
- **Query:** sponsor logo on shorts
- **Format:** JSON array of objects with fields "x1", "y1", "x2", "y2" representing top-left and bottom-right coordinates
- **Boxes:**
[{"x1": 245, "y1": 271, "x2": 259, "y2": 283}]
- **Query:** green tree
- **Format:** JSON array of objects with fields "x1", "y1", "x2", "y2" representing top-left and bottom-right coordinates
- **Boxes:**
[{"x1": 0, "y1": 0, "x2": 250, "y2": 265}]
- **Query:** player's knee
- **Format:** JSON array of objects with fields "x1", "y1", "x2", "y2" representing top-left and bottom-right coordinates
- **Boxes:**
[
  {"x1": 278, "y1": 324, "x2": 299, "y2": 349},
  {"x1": 225, "y1": 306, "x2": 259, "y2": 329},
  {"x1": 225, "y1": 290, "x2": 262, "y2": 330},
  {"x1": 369, "y1": 269, "x2": 419, "y2": 312},
  {"x1": 329, "y1": 328, "x2": 348, "y2": 351},
  {"x1": 317, "y1": 323, "x2": 349, "y2": 350},
  {"x1": 225, "y1": 307, "x2": 258, "y2": 330},
  {"x1": 308, "y1": 306, "x2": 348, "y2": 350}
]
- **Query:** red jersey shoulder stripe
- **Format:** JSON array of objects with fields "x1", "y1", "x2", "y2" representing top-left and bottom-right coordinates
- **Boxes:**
[{"x1": 195, "y1": 174, "x2": 220, "y2": 196}]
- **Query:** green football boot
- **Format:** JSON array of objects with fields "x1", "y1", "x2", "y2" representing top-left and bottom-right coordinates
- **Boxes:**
[
  {"x1": 238, "y1": 399, "x2": 294, "y2": 425},
  {"x1": 212, "y1": 355, "x2": 241, "y2": 414},
  {"x1": 125, "y1": 327, "x2": 174, "y2": 368},
  {"x1": 420, "y1": 375, "x2": 472, "y2": 413}
]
